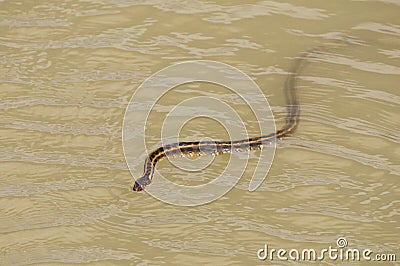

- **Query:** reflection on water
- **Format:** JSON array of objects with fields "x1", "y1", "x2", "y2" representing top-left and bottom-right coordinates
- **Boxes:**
[{"x1": 0, "y1": 0, "x2": 399, "y2": 264}]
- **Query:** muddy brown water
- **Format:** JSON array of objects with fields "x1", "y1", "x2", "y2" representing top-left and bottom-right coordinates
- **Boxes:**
[{"x1": 1, "y1": 1, "x2": 399, "y2": 265}]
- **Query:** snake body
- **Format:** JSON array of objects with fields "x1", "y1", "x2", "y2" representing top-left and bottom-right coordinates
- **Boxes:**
[{"x1": 132, "y1": 52, "x2": 308, "y2": 191}]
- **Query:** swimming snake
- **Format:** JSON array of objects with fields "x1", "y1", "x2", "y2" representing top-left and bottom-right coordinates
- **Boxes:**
[{"x1": 132, "y1": 51, "x2": 310, "y2": 191}]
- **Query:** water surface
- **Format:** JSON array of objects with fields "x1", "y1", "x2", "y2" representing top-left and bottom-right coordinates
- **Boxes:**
[{"x1": 1, "y1": 1, "x2": 399, "y2": 265}]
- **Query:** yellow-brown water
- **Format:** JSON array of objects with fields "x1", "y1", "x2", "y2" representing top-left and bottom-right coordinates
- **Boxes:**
[{"x1": 1, "y1": 1, "x2": 399, "y2": 265}]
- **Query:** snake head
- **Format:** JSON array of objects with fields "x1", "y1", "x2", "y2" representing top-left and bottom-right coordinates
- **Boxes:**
[
  {"x1": 131, "y1": 176, "x2": 151, "y2": 192},
  {"x1": 131, "y1": 182, "x2": 144, "y2": 191}
]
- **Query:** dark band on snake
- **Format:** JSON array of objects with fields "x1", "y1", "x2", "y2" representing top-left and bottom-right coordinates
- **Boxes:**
[{"x1": 132, "y1": 51, "x2": 311, "y2": 191}]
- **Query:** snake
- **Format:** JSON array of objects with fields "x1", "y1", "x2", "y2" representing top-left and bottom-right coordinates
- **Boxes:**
[{"x1": 132, "y1": 51, "x2": 310, "y2": 191}]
